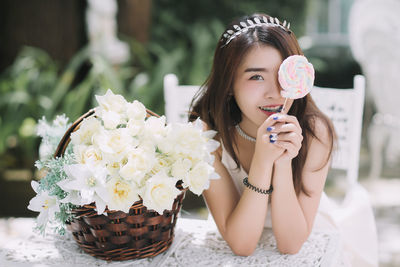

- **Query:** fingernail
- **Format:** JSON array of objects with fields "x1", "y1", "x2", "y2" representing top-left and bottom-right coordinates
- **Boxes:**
[
  {"x1": 270, "y1": 139, "x2": 276, "y2": 144},
  {"x1": 267, "y1": 126, "x2": 274, "y2": 132},
  {"x1": 273, "y1": 115, "x2": 279, "y2": 120},
  {"x1": 269, "y1": 134, "x2": 277, "y2": 141}
]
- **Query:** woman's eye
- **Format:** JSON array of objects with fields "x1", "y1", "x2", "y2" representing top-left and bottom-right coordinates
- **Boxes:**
[{"x1": 249, "y1": 74, "x2": 264, "y2": 81}]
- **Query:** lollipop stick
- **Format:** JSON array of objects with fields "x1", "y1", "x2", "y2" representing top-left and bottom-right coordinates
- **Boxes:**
[{"x1": 281, "y1": 98, "x2": 288, "y2": 114}]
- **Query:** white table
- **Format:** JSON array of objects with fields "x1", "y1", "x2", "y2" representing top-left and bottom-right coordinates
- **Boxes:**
[{"x1": 0, "y1": 217, "x2": 342, "y2": 266}]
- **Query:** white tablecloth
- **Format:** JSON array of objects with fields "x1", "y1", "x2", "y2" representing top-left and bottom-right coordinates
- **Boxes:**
[{"x1": 0, "y1": 217, "x2": 342, "y2": 266}]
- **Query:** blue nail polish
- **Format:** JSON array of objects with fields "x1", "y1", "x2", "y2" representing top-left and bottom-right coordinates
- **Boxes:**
[
  {"x1": 267, "y1": 126, "x2": 273, "y2": 132},
  {"x1": 270, "y1": 139, "x2": 276, "y2": 144},
  {"x1": 273, "y1": 115, "x2": 279, "y2": 120}
]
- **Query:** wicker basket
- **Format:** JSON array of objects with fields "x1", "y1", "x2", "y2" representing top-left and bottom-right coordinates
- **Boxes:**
[{"x1": 54, "y1": 109, "x2": 186, "y2": 261}]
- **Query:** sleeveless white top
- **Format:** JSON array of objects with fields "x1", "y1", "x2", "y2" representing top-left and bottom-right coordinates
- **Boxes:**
[{"x1": 219, "y1": 142, "x2": 378, "y2": 266}]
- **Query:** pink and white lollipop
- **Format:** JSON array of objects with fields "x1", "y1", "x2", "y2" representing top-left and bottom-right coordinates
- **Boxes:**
[{"x1": 278, "y1": 55, "x2": 315, "y2": 111}]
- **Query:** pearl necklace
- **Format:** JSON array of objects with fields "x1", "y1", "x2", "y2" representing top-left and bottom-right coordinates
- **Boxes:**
[{"x1": 235, "y1": 124, "x2": 256, "y2": 142}]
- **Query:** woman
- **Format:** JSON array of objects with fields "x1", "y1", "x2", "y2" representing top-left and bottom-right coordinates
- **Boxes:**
[{"x1": 190, "y1": 13, "x2": 377, "y2": 266}]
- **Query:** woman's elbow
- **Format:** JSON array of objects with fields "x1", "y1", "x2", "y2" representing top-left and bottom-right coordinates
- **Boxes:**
[
  {"x1": 276, "y1": 231, "x2": 309, "y2": 255},
  {"x1": 277, "y1": 242, "x2": 304, "y2": 255},
  {"x1": 231, "y1": 242, "x2": 303, "y2": 256},
  {"x1": 230, "y1": 243, "x2": 256, "y2": 257}
]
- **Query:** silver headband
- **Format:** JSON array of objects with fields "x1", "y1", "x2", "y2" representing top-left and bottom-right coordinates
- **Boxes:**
[{"x1": 220, "y1": 16, "x2": 291, "y2": 47}]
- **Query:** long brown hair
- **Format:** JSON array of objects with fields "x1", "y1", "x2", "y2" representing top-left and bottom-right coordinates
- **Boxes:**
[{"x1": 190, "y1": 13, "x2": 335, "y2": 195}]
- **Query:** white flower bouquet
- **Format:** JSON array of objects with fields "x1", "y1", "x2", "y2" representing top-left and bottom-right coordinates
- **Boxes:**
[{"x1": 28, "y1": 89, "x2": 220, "y2": 240}]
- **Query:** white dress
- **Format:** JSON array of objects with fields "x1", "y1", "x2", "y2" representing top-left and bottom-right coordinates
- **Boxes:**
[{"x1": 219, "y1": 143, "x2": 379, "y2": 267}]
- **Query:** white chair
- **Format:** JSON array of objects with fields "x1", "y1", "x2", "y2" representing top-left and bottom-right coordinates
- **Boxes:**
[
  {"x1": 163, "y1": 74, "x2": 201, "y2": 123},
  {"x1": 311, "y1": 75, "x2": 365, "y2": 186}
]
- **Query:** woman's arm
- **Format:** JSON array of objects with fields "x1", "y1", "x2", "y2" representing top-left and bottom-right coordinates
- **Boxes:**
[
  {"x1": 203, "y1": 116, "x2": 284, "y2": 256},
  {"x1": 203, "y1": 150, "x2": 272, "y2": 256},
  {"x1": 270, "y1": 117, "x2": 331, "y2": 254}
]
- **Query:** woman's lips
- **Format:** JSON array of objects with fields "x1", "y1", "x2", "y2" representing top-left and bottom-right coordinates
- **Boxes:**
[
  {"x1": 259, "y1": 105, "x2": 283, "y2": 116},
  {"x1": 259, "y1": 109, "x2": 277, "y2": 117}
]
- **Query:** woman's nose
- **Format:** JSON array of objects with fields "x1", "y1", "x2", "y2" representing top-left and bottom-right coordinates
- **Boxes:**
[{"x1": 264, "y1": 81, "x2": 281, "y2": 98}]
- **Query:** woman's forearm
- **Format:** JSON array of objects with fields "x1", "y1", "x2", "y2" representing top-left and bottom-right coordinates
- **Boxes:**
[
  {"x1": 271, "y1": 161, "x2": 309, "y2": 254},
  {"x1": 222, "y1": 159, "x2": 274, "y2": 256}
]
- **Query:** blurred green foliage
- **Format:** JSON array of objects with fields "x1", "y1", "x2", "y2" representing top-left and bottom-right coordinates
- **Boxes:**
[
  {"x1": 147, "y1": 0, "x2": 307, "y2": 85},
  {"x1": 0, "y1": 46, "x2": 131, "y2": 169},
  {"x1": 132, "y1": 0, "x2": 308, "y2": 113},
  {"x1": 0, "y1": 1, "x2": 308, "y2": 171},
  {"x1": 0, "y1": 47, "x2": 58, "y2": 169}
]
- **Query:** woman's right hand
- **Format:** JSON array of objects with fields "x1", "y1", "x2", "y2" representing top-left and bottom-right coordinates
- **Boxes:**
[{"x1": 254, "y1": 114, "x2": 285, "y2": 162}]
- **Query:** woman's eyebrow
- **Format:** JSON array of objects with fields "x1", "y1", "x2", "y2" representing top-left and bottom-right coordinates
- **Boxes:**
[{"x1": 244, "y1": 67, "x2": 269, "y2": 72}]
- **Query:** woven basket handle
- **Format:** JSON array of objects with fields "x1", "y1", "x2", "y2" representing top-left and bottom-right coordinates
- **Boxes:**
[{"x1": 53, "y1": 108, "x2": 160, "y2": 158}]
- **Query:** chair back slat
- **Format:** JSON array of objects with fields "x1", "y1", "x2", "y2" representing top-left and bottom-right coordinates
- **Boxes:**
[
  {"x1": 163, "y1": 74, "x2": 200, "y2": 123},
  {"x1": 311, "y1": 75, "x2": 365, "y2": 185}
]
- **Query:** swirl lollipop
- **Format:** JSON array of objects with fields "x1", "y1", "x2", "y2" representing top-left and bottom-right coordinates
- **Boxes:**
[{"x1": 278, "y1": 55, "x2": 315, "y2": 112}]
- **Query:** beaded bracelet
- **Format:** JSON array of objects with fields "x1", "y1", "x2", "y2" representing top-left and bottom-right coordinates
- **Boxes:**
[{"x1": 243, "y1": 177, "x2": 273, "y2": 195}]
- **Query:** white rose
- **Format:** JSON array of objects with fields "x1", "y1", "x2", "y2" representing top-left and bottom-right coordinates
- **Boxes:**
[
  {"x1": 95, "y1": 89, "x2": 128, "y2": 129},
  {"x1": 143, "y1": 116, "x2": 168, "y2": 143},
  {"x1": 139, "y1": 140, "x2": 156, "y2": 154},
  {"x1": 93, "y1": 128, "x2": 135, "y2": 161},
  {"x1": 127, "y1": 118, "x2": 144, "y2": 136},
  {"x1": 163, "y1": 119, "x2": 219, "y2": 163},
  {"x1": 101, "y1": 110, "x2": 123, "y2": 129},
  {"x1": 106, "y1": 160, "x2": 122, "y2": 176},
  {"x1": 184, "y1": 161, "x2": 219, "y2": 195},
  {"x1": 157, "y1": 140, "x2": 173, "y2": 155},
  {"x1": 95, "y1": 89, "x2": 127, "y2": 115},
  {"x1": 74, "y1": 145, "x2": 103, "y2": 166},
  {"x1": 142, "y1": 171, "x2": 180, "y2": 214},
  {"x1": 151, "y1": 154, "x2": 173, "y2": 175},
  {"x1": 106, "y1": 177, "x2": 140, "y2": 213},
  {"x1": 161, "y1": 122, "x2": 205, "y2": 159},
  {"x1": 126, "y1": 100, "x2": 146, "y2": 121},
  {"x1": 119, "y1": 147, "x2": 156, "y2": 184},
  {"x1": 171, "y1": 157, "x2": 192, "y2": 180},
  {"x1": 70, "y1": 117, "x2": 101, "y2": 146}
]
